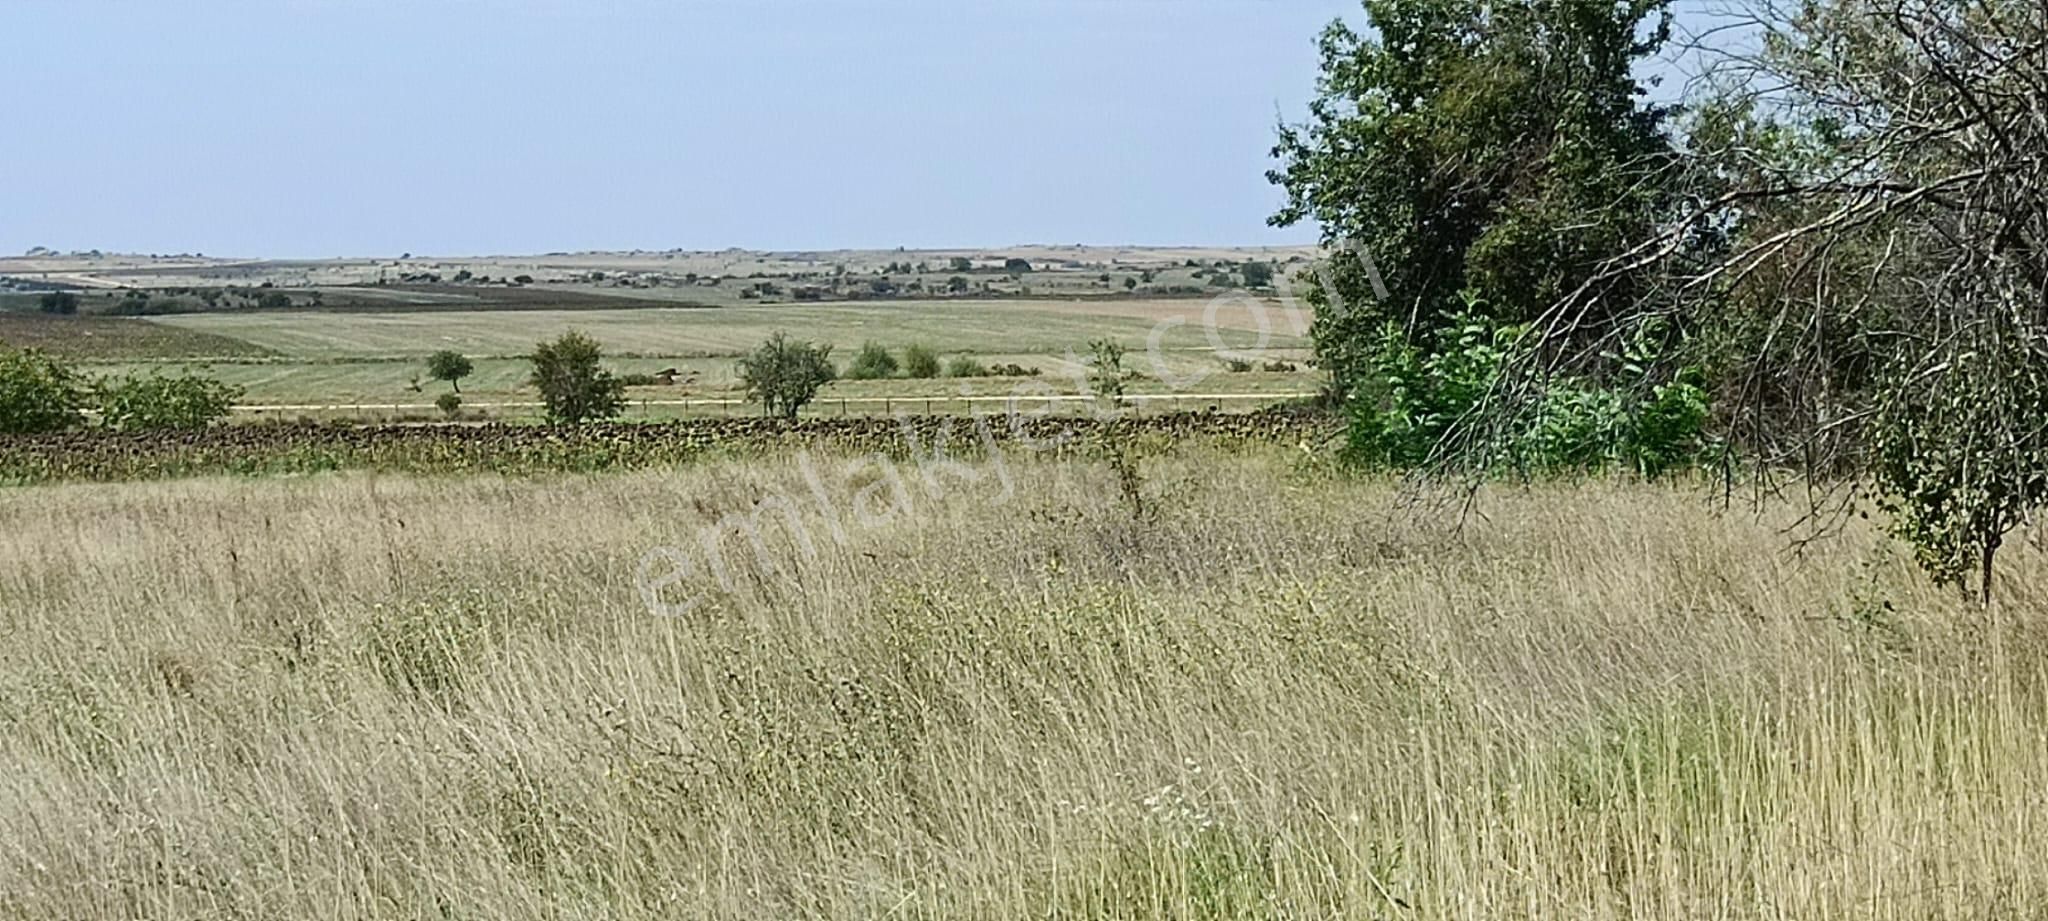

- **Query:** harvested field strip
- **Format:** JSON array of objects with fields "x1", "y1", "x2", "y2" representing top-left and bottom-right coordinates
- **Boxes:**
[
  {"x1": 149, "y1": 301, "x2": 1308, "y2": 360},
  {"x1": 0, "y1": 406, "x2": 1335, "y2": 485}
]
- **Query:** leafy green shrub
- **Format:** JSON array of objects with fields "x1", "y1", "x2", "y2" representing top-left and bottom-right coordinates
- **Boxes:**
[
  {"x1": 435, "y1": 392, "x2": 464, "y2": 419},
  {"x1": 1623, "y1": 369, "x2": 1711, "y2": 479},
  {"x1": 737, "y1": 332, "x2": 836, "y2": 420},
  {"x1": 618, "y1": 372, "x2": 659, "y2": 387},
  {"x1": 1225, "y1": 358, "x2": 1255, "y2": 373},
  {"x1": 38, "y1": 291, "x2": 79, "y2": 315},
  {"x1": 94, "y1": 372, "x2": 241, "y2": 432},
  {"x1": 944, "y1": 356, "x2": 990, "y2": 378},
  {"x1": 0, "y1": 349, "x2": 86, "y2": 434},
  {"x1": 528, "y1": 331, "x2": 626, "y2": 424},
  {"x1": 1240, "y1": 261, "x2": 1275, "y2": 288},
  {"x1": 902, "y1": 343, "x2": 941, "y2": 379},
  {"x1": 1345, "y1": 308, "x2": 1709, "y2": 477},
  {"x1": 846, "y1": 342, "x2": 900, "y2": 380}
]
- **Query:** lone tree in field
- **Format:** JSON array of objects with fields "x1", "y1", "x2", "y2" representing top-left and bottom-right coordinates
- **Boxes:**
[
  {"x1": 737, "y1": 332, "x2": 835, "y2": 420},
  {"x1": 528, "y1": 331, "x2": 625, "y2": 424},
  {"x1": 426, "y1": 350, "x2": 474, "y2": 393}
]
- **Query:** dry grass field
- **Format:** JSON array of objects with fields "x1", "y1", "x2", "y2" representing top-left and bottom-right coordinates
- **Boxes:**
[
  {"x1": 144, "y1": 299, "x2": 1301, "y2": 361},
  {"x1": 2, "y1": 447, "x2": 2044, "y2": 918},
  {"x1": 0, "y1": 313, "x2": 274, "y2": 362}
]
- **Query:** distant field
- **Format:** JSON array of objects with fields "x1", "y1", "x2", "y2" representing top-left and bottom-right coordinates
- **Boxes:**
[
  {"x1": 12, "y1": 292, "x2": 1319, "y2": 417},
  {"x1": 147, "y1": 299, "x2": 1309, "y2": 360},
  {"x1": 65, "y1": 357, "x2": 1314, "y2": 423},
  {"x1": 0, "y1": 244, "x2": 1317, "y2": 296},
  {"x1": 5, "y1": 246, "x2": 1325, "y2": 418},
  {"x1": 78, "y1": 357, "x2": 1312, "y2": 400},
  {"x1": 0, "y1": 313, "x2": 274, "y2": 361}
]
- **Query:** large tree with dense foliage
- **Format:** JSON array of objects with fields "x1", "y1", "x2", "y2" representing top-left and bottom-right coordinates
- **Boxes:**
[
  {"x1": 1373, "y1": 0, "x2": 2048, "y2": 600},
  {"x1": 1269, "y1": 0, "x2": 1683, "y2": 400}
]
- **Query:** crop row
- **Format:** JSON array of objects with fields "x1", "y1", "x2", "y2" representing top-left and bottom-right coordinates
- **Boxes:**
[{"x1": 0, "y1": 407, "x2": 1334, "y2": 485}]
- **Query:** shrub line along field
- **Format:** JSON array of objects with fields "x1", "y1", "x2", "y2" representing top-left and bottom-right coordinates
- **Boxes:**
[
  {"x1": 0, "y1": 406, "x2": 1335, "y2": 485},
  {"x1": 2, "y1": 296, "x2": 1321, "y2": 421},
  {"x1": 228, "y1": 390, "x2": 1320, "y2": 409}
]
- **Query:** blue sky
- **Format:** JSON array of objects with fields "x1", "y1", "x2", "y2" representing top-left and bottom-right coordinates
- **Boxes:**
[{"x1": 5, "y1": 0, "x2": 1367, "y2": 257}]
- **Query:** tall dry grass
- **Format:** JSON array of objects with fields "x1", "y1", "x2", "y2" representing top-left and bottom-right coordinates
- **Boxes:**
[{"x1": 0, "y1": 448, "x2": 2045, "y2": 919}]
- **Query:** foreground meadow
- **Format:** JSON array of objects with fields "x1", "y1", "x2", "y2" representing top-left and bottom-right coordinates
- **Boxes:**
[{"x1": 1, "y1": 448, "x2": 2045, "y2": 918}]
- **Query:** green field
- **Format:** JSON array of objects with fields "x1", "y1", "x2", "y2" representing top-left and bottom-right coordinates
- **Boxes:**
[
  {"x1": 11, "y1": 297, "x2": 1319, "y2": 417},
  {"x1": 4, "y1": 247, "x2": 1325, "y2": 419}
]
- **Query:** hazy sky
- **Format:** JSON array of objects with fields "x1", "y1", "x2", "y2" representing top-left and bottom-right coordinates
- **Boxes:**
[{"x1": 5, "y1": 0, "x2": 1367, "y2": 257}]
